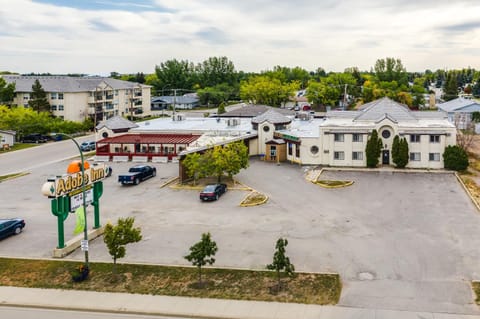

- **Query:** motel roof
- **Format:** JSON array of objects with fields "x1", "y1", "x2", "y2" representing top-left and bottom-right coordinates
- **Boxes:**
[{"x1": 98, "y1": 133, "x2": 201, "y2": 145}]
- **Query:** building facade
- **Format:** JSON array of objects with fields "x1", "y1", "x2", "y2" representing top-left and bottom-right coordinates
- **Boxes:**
[{"x1": 3, "y1": 75, "x2": 151, "y2": 123}]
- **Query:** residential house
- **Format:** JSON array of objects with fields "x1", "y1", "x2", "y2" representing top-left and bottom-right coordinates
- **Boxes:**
[
  {"x1": 151, "y1": 95, "x2": 199, "y2": 115},
  {"x1": 437, "y1": 97, "x2": 480, "y2": 129},
  {"x1": 3, "y1": 75, "x2": 151, "y2": 123},
  {"x1": 0, "y1": 130, "x2": 16, "y2": 149}
]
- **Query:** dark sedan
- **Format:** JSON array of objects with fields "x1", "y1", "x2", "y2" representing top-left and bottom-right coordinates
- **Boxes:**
[
  {"x1": 0, "y1": 218, "x2": 26, "y2": 240},
  {"x1": 199, "y1": 183, "x2": 227, "y2": 201}
]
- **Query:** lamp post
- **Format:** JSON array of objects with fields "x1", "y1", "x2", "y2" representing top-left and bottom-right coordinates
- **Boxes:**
[{"x1": 61, "y1": 133, "x2": 89, "y2": 268}]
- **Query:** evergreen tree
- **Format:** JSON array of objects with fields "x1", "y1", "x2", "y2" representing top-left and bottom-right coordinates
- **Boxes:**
[
  {"x1": 392, "y1": 135, "x2": 400, "y2": 165},
  {"x1": 28, "y1": 79, "x2": 50, "y2": 113},
  {"x1": 365, "y1": 129, "x2": 382, "y2": 168},
  {"x1": 396, "y1": 138, "x2": 409, "y2": 168},
  {"x1": 443, "y1": 145, "x2": 469, "y2": 171},
  {"x1": 443, "y1": 71, "x2": 458, "y2": 101},
  {"x1": 217, "y1": 102, "x2": 226, "y2": 114}
]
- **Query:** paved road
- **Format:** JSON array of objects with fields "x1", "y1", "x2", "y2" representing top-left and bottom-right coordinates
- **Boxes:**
[
  {"x1": 1, "y1": 146, "x2": 480, "y2": 314},
  {"x1": 0, "y1": 134, "x2": 94, "y2": 176}
]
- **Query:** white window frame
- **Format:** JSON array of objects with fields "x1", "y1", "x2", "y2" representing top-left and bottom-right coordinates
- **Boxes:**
[
  {"x1": 58, "y1": 105, "x2": 64, "y2": 111},
  {"x1": 429, "y1": 153, "x2": 440, "y2": 161},
  {"x1": 334, "y1": 133, "x2": 344, "y2": 142},
  {"x1": 410, "y1": 134, "x2": 420, "y2": 143},
  {"x1": 430, "y1": 135, "x2": 440, "y2": 143},
  {"x1": 352, "y1": 133, "x2": 363, "y2": 142},
  {"x1": 352, "y1": 151, "x2": 363, "y2": 160},
  {"x1": 410, "y1": 152, "x2": 421, "y2": 161},
  {"x1": 334, "y1": 151, "x2": 345, "y2": 160}
]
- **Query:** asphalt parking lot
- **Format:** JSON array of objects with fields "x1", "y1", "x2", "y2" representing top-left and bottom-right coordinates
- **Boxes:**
[{"x1": 1, "y1": 158, "x2": 480, "y2": 313}]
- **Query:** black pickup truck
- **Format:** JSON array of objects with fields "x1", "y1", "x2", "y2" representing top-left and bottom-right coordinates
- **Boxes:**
[{"x1": 118, "y1": 165, "x2": 156, "y2": 185}]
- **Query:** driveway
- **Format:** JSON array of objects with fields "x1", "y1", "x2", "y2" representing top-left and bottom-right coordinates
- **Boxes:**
[{"x1": 1, "y1": 158, "x2": 480, "y2": 314}]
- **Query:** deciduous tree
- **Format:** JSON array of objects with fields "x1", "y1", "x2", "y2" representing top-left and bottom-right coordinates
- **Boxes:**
[
  {"x1": 184, "y1": 232, "x2": 218, "y2": 286},
  {"x1": 103, "y1": 217, "x2": 142, "y2": 273},
  {"x1": 266, "y1": 238, "x2": 295, "y2": 291}
]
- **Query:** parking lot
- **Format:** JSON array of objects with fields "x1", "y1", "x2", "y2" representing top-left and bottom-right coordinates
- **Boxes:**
[{"x1": 1, "y1": 158, "x2": 480, "y2": 313}]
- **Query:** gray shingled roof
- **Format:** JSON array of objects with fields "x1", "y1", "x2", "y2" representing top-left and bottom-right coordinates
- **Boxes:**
[
  {"x1": 251, "y1": 109, "x2": 292, "y2": 124},
  {"x1": 437, "y1": 97, "x2": 480, "y2": 112},
  {"x1": 152, "y1": 96, "x2": 199, "y2": 104},
  {"x1": 2, "y1": 75, "x2": 149, "y2": 93},
  {"x1": 96, "y1": 116, "x2": 139, "y2": 130},
  {"x1": 354, "y1": 97, "x2": 416, "y2": 122},
  {"x1": 218, "y1": 104, "x2": 295, "y2": 118}
]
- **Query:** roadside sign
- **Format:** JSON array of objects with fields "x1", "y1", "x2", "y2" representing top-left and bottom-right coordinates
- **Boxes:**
[
  {"x1": 70, "y1": 188, "x2": 93, "y2": 211},
  {"x1": 80, "y1": 240, "x2": 89, "y2": 251}
]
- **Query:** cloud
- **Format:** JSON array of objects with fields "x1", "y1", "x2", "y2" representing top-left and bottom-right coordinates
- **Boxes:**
[
  {"x1": 195, "y1": 27, "x2": 231, "y2": 45},
  {"x1": 440, "y1": 21, "x2": 480, "y2": 33}
]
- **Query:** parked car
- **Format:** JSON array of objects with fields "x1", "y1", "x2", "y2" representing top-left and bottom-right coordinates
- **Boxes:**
[
  {"x1": 22, "y1": 133, "x2": 48, "y2": 143},
  {"x1": 0, "y1": 218, "x2": 26, "y2": 240},
  {"x1": 118, "y1": 165, "x2": 156, "y2": 185},
  {"x1": 80, "y1": 141, "x2": 96, "y2": 151},
  {"x1": 199, "y1": 183, "x2": 227, "y2": 201}
]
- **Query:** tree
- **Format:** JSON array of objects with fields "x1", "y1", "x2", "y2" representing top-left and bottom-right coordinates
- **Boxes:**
[
  {"x1": 154, "y1": 59, "x2": 196, "y2": 92},
  {"x1": 392, "y1": 135, "x2": 400, "y2": 164},
  {"x1": 184, "y1": 232, "x2": 218, "y2": 286},
  {"x1": 443, "y1": 145, "x2": 468, "y2": 171},
  {"x1": 103, "y1": 217, "x2": 142, "y2": 273},
  {"x1": 28, "y1": 79, "x2": 50, "y2": 113},
  {"x1": 196, "y1": 56, "x2": 237, "y2": 87},
  {"x1": 443, "y1": 71, "x2": 458, "y2": 101},
  {"x1": 392, "y1": 137, "x2": 409, "y2": 168},
  {"x1": 240, "y1": 75, "x2": 299, "y2": 107},
  {"x1": 182, "y1": 152, "x2": 202, "y2": 185},
  {"x1": 266, "y1": 238, "x2": 295, "y2": 291},
  {"x1": 217, "y1": 102, "x2": 226, "y2": 114},
  {"x1": 365, "y1": 129, "x2": 382, "y2": 168},
  {"x1": 374, "y1": 57, "x2": 408, "y2": 85},
  {"x1": 0, "y1": 77, "x2": 15, "y2": 105}
]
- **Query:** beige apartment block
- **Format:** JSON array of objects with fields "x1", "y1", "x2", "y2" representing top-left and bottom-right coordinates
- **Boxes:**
[{"x1": 3, "y1": 75, "x2": 151, "y2": 123}]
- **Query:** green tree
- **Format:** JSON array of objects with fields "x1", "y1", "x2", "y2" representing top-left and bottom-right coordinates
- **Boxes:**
[
  {"x1": 28, "y1": 79, "x2": 50, "y2": 113},
  {"x1": 443, "y1": 71, "x2": 458, "y2": 101},
  {"x1": 184, "y1": 232, "x2": 218, "y2": 286},
  {"x1": 374, "y1": 57, "x2": 408, "y2": 85},
  {"x1": 103, "y1": 217, "x2": 142, "y2": 273},
  {"x1": 393, "y1": 137, "x2": 409, "y2": 168},
  {"x1": 0, "y1": 78, "x2": 15, "y2": 104},
  {"x1": 182, "y1": 152, "x2": 202, "y2": 185},
  {"x1": 217, "y1": 102, "x2": 226, "y2": 114},
  {"x1": 443, "y1": 145, "x2": 469, "y2": 171},
  {"x1": 154, "y1": 59, "x2": 196, "y2": 92},
  {"x1": 196, "y1": 56, "x2": 237, "y2": 87},
  {"x1": 266, "y1": 238, "x2": 295, "y2": 290},
  {"x1": 365, "y1": 129, "x2": 382, "y2": 168},
  {"x1": 240, "y1": 75, "x2": 299, "y2": 107}
]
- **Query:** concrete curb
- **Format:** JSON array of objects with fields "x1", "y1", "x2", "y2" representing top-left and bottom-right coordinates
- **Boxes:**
[
  {"x1": 240, "y1": 191, "x2": 269, "y2": 207},
  {"x1": 455, "y1": 172, "x2": 480, "y2": 213}
]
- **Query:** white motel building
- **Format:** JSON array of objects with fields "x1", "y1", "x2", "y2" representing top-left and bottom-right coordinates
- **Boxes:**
[{"x1": 95, "y1": 97, "x2": 456, "y2": 172}]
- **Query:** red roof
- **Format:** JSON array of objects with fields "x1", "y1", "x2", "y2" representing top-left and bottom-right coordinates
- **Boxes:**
[{"x1": 98, "y1": 133, "x2": 201, "y2": 145}]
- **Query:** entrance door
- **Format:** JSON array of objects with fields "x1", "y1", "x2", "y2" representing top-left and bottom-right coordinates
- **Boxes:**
[{"x1": 382, "y1": 150, "x2": 390, "y2": 165}]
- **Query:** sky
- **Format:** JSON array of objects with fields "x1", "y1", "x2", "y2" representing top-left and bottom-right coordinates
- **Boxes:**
[{"x1": 1, "y1": 0, "x2": 480, "y2": 75}]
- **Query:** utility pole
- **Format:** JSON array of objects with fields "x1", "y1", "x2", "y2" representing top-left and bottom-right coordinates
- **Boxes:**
[
  {"x1": 343, "y1": 84, "x2": 347, "y2": 111},
  {"x1": 173, "y1": 89, "x2": 177, "y2": 116}
]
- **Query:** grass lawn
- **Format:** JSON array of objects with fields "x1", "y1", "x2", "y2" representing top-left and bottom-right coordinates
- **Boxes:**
[
  {"x1": 0, "y1": 143, "x2": 36, "y2": 153},
  {"x1": 0, "y1": 258, "x2": 341, "y2": 305},
  {"x1": 315, "y1": 180, "x2": 354, "y2": 188},
  {"x1": 473, "y1": 281, "x2": 480, "y2": 304}
]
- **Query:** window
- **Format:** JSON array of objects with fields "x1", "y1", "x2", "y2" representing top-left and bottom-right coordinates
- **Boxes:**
[
  {"x1": 51, "y1": 93, "x2": 57, "y2": 99},
  {"x1": 295, "y1": 144, "x2": 300, "y2": 158},
  {"x1": 429, "y1": 153, "x2": 440, "y2": 161},
  {"x1": 334, "y1": 133, "x2": 344, "y2": 142},
  {"x1": 352, "y1": 133, "x2": 363, "y2": 142},
  {"x1": 262, "y1": 125, "x2": 270, "y2": 132},
  {"x1": 334, "y1": 151, "x2": 345, "y2": 160},
  {"x1": 58, "y1": 93, "x2": 64, "y2": 100},
  {"x1": 381, "y1": 130, "x2": 391, "y2": 139},
  {"x1": 58, "y1": 105, "x2": 64, "y2": 111},
  {"x1": 288, "y1": 143, "x2": 293, "y2": 156},
  {"x1": 51, "y1": 105, "x2": 57, "y2": 111},
  {"x1": 310, "y1": 145, "x2": 319, "y2": 155},
  {"x1": 352, "y1": 151, "x2": 363, "y2": 160},
  {"x1": 410, "y1": 134, "x2": 420, "y2": 143},
  {"x1": 23, "y1": 94, "x2": 30, "y2": 100},
  {"x1": 430, "y1": 135, "x2": 440, "y2": 143},
  {"x1": 410, "y1": 152, "x2": 421, "y2": 161}
]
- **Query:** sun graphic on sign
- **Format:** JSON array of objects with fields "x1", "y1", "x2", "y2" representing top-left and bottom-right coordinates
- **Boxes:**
[{"x1": 67, "y1": 160, "x2": 90, "y2": 174}]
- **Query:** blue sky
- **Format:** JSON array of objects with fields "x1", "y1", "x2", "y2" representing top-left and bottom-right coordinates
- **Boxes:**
[{"x1": 1, "y1": 0, "x2": 479, "y2": 75}]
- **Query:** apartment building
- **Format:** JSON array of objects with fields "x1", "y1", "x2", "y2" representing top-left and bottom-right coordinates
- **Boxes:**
[{"x1": 3, "y1": 75, "x2": 151, "y2": 123}]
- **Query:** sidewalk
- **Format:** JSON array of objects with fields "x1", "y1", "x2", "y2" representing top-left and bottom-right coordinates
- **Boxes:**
[{"x1": 0, "y1": 286, "x2": 479, "y2": 319}]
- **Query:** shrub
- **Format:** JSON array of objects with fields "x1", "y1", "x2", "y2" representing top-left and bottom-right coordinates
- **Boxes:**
[{"x1": 443, "y1": 145, "x2": 469, "y2": 171}]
